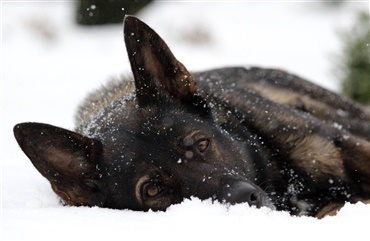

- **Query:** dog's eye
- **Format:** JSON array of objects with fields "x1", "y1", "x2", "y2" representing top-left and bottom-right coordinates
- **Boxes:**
[
  {"x1": 143, "y1": 183, "x2": 162, "y2": 198},
  {"x1": 197, "y1": 139, "x2": 209, "y2": 153}
]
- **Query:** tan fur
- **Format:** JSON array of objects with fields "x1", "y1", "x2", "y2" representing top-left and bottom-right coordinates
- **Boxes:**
[
  {"x1": 248, "y1": 83, "x2": 351, "y2": 124},
  {"x1": 246, "y1": 83, "x2": 298, "y2": 106},
  {"x1": 289, "y1": 135, "x2": 345, "y2": 181},
  {"x1": 316, "y1": 199, "x2": 370, "y2": 218},
  {"x1": 315, "y1": 203, "x2": 344, "y2": 218}
]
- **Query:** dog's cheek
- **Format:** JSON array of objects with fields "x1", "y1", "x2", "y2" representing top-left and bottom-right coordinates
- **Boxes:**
[
  {"x1": 146, "y1": 194, "x2": 183, "y2": 211},
  {"x1": 89, "y1": 192, "x2": 106, "y2": 207}
]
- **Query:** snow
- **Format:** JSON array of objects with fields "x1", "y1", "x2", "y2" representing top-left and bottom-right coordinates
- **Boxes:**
[{"x1": 2, "y1": 1, "x2": 369, "y2": 241}]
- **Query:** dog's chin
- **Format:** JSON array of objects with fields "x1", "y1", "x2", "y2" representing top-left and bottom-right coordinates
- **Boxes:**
[
  {"x1": 219, "y1": 194, "x2": 275, "y2": 210},
  {"x1": 243, "y1": 190, "x2": 276, "y2": 210},
  {"x1": 260, "y1": 195, "x2": 276, "y2": 210}
]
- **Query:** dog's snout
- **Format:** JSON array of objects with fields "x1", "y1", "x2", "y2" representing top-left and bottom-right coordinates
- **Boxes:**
[{"x1": 222, "y1": 181, "x2": 262, "y2": 207}]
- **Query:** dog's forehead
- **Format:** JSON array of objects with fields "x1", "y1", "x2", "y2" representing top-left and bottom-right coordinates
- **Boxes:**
[
  {"x1": 134, "y1": 103, "x2": 212, "y2": 132},
  {"x1": 99, "y1": 102, "x2": 221, "y2": 165}
]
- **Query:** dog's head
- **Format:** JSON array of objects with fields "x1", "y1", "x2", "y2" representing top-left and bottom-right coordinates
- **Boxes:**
[{"x1": 14, "y1": 16, "x2": 273, "y2": 211}]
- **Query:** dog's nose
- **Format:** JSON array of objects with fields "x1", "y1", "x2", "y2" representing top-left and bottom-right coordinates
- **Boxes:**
[{"x1": 222, "y1": 181, "x2": 262, "y2": 207}]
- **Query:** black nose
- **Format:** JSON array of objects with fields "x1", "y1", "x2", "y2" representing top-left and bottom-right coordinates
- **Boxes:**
[{"x1": 222, "y1": 181, "x2": 262, "y2": 207}]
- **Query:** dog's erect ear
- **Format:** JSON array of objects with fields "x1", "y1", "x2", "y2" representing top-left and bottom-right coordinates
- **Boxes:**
[
  {"x1": 13, "y1": 122, "x2": 105, "y2": 207},
  {"x1": 124, "y1": 15, "x2": 197, "y2": 106}
]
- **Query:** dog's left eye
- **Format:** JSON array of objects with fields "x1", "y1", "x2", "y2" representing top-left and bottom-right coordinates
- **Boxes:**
[
  {"x1": 143, "y1": 183, "x2": 162, "y2": 198},
  {"x1": 197, "y1": 139, "x2": 209, "y2": 153}
]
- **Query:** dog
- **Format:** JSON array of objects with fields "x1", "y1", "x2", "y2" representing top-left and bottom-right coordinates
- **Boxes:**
[{"x1": 14, "y1": 16, "x2": 370, "y2": 218}]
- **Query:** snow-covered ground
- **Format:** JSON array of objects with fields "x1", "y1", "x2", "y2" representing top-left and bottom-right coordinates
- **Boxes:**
[{"x1": 2, "y1": 1, "x2": 369, "y2": 240}]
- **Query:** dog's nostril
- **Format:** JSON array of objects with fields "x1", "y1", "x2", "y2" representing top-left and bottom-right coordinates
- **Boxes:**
[
  {"x1": 248, "y1": 191, "x2": 262, "y2": 207},
  {"x1": 222, "y1": 181, "x2": 262, "y2": 207},
  {"x1": 250, "y1": 192, "x2": 258, "y2": 203}
]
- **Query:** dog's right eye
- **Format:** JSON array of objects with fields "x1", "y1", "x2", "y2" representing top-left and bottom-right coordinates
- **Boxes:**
[{"x1": 196, "y1": 139, "x2": 209, "y2": 153}]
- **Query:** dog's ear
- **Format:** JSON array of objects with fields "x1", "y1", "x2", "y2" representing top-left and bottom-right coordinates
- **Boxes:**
[
  {"x1": 124, "y1": 15, "x2": 197, "y2": 106},
  {"x1": 13, "y1": 122, "x2": 105, "y2": 206}
]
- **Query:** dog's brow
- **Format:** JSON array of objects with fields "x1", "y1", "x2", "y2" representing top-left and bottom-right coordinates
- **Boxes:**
[
  {"x1": 183, "y1": 136, "x2": 194, "y2": 146},
  {"x1": 183, "y1": 130, "x2": 207, "y2": 147}
]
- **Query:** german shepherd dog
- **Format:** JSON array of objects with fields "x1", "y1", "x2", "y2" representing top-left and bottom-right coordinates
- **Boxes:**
[{"x1": 14, "y1": 16, "x2": 370, "y2": 218}]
